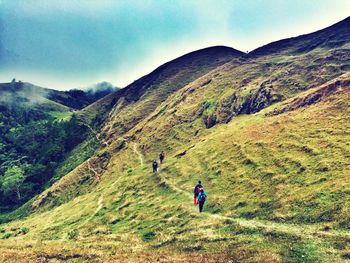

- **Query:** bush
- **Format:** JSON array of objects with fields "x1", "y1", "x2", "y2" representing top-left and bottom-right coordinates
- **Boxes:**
[
  {"x1": 142, "y1": 231, "x2": 156, "y2": 242},
  {"x1": 20, "y1": 227, "x2": 29, "y2": 235},
  {"x1": 2, "y1": 232, "x2": 12, "y2": 239},
  {"x1": 203, "y1": 100, "x2": 218, "y2": 110},
  {"x1": 127, "y1": 167, "x2": 134, "y2": 176},
  {"x1": 67, "y1": 229, "x2": 78, "y2": 240}
]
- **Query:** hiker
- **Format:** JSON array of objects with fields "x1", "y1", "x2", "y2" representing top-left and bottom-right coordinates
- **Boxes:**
[
  {"x1": 159, "y1": 151, "x2": 165, "y2": 164},
  {"x1": 197, "y1": 188, "x2": 207, "y2": 212},
  {"x1": 152, "y1": 160, "x2": 158, "y2": 173},
  {"x1": 193, "y1": 180, "x2": 203, "y2": 205}
]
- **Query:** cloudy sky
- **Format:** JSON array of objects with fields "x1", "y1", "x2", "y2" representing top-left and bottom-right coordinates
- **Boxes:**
[{"x1": 0, "y1": 0, "x2": 349, "y2": 90}]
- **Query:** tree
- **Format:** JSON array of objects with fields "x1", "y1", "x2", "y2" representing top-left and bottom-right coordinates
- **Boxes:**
[{"x1": 1, "y1": 165, "x2": 25, "y2": 201}]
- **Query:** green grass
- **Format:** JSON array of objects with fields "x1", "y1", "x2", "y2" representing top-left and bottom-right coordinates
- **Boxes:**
[
  {"x1": 0, "y1": 44, "x2": 349, "y2": 261},
  {"x1": 48, "y1": 111, "x2": 73, "y2": 121},
  {"x1": 48, "y1": 136, "x2": 99, "y2": 185}
]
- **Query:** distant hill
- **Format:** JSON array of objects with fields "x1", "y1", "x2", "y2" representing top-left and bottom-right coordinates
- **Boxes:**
[{"x1": 0, "y1": 80, "x2": 118, "y2": 111}]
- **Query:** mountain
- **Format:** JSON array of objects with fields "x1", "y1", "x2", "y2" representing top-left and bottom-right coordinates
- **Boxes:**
[
  {"x1": 250, "y1": 16, "x2": 350, "y2": 56},
  {"x1": 0, "y1": 81, "x2": 71, "y2": 112},
  {"x1": 0, "y1": 80, "x2": 118, "y2": 111},
  {"x1": 0, "y1": 18, "x2": 349, "y2": 262},
  {"x1": 78, "y1": 46, "x2": 245, "y2": 126}
]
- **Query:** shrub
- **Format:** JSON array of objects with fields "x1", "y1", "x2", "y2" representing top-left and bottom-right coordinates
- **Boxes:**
[
  {"x1": 142, "y1": 231, "x2": 156, "y2": 242},
  {"x1": 20, "y1": 227, "x2": 29, "y2": 235},
  {"x1": 67, "y1": 229, "x2": 78, "y2": 240},
  {"x1": 2, "y1": 232, "x2": 12, "y2": 239},
  {"x1": 127, "y1": 167, "x2": 134, "y2": 176}
]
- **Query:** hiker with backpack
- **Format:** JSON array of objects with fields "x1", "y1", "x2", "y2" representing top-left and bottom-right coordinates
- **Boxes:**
[
  {"x1": 159, "y1": 151, "x2": 165, "y2": 164},
  {"x1": 152, "y1": 160, "x2": 158, "y2": 173},
  {"x1": 193, "y1": 180, "x2": 203, "y2": 205},
  {"x1": 197, "y1": 188, "x2": 207, "y2": 212}
]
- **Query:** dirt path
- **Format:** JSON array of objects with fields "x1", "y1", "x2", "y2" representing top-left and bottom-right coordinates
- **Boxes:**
[
  {"x1": 95, "y1": 196, "x2": 103, "y2": 214},
  {"x1": 133, "y1": 143, "x2": 144, "y2": 168},
  {"x1": 78, "y1": 121, "x2": 109, "y2": 147},
  {"x1": 80, "y1": 195, "x2": 104, "y2": 227},
  {"x1": 133, "y1": 143, "x2": 350, "y2": 240},
  {"x1": 87, "y1": 159, "x2": 101, "y2": 181}
]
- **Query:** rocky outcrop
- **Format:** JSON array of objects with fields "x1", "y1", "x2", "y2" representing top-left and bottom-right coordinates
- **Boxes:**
[
  {"x1": 214, "y1": 81, "x2": 284, "y2": 125},
  {"x1": 269, "y1": 77, "x2": 350, "y2": 115},
  {"x1": 238, "y1": 81, "x2": 284, "y2": 114}
]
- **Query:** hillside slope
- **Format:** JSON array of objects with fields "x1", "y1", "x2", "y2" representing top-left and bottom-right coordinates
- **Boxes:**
[
  {"x1": 0, "y1": 18, "x2": 349, "y2": 262},
  {"x1": 250, "y1": 16, "x2": 350, "y2": 56},
  {"x1": 78, "y1": 46, "x2": 245, "y2": 128},
  {"x1": 0, "y1": 81, "x2": 117, "y2": 111}
]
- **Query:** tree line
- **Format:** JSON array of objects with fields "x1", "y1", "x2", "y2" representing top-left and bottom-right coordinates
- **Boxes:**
[{"x1": 0, "y1": 105, "x2": 87, "y2": 211}]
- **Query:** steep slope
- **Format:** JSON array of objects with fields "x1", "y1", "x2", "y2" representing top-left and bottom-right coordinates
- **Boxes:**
[
  {"x1": 250, "y1": 16, "x2": 350, "y2": 56},
  {"x1": 78, "y1": 46, "x2": 245, "y2": 127},
  {"x1": 0, "y1": 19, "x2": 349, "y2": 262}
]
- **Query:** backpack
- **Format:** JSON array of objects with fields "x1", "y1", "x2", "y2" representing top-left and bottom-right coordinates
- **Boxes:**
[{"x1": 198, "y1": 192, "x2": 206, "y2": 202}]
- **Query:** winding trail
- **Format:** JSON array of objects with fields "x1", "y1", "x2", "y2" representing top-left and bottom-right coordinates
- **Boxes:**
[
  {"x1": 95, "y1": 196, "x2": 104, "y2": 214},
  {"x1": 87, "y1": 159, "x2": 101, "y2": 181},
  {"x1": 80, "y1": 196, "x2": 104, "y2": 227},
  {"x1": 78, "y1": 121, "x2": 109, "y2": 147},
  {"x1": 132, "y1": 143, "x2": 350, "y2": 240},
  {"x1": 133, "y1": 143, "x2": 144, "y2": 168}
]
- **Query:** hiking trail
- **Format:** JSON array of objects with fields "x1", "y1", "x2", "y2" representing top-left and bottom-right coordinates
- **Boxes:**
[
  {"x1": 132, "y1": 143, "x2": 350, "y2": 240},
  {"x1": 87, "y1": 159, "x2": 101, "y2": 181},
  {"x1": 80, "y1": 196, "x2": 104, "y2": 227},
  {"x1": 78, "y1": 121, "x2": 109, "y2": 147},
  {"x1": 133, "y1": 143, "x2": 144, "y2": 167}
]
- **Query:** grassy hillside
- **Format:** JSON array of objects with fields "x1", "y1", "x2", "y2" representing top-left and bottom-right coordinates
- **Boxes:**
[
  {"x1": 0, "y1": 81, "x2": 117, "y2": 111},
  {"x1": 0, "y1": 18, "x2": 349, "y2": 262},
  {"x1": 1, "y1": 74, "x2": 348, "y2": 262},
  {"x1": 78, "y1": 46, "x2": 245, "y2": 128}
]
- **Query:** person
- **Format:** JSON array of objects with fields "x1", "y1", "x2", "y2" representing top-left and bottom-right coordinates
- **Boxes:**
[
  {"x1": 197, "y1": 188, "x2": 207, "y2": 212},
  {"x1": 159, "y1": 151, "x2": 165, "y2": 164},
  {"x1": 193, "y1": 180, "x2": 203, "y2": 205},
  {"x1": 152, "y1": 160, "x2": 158, "y2": 173}
]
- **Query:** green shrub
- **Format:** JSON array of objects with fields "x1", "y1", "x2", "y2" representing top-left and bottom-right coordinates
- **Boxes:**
[
  {"x1": 20, "y1": 227, "x2": 29, "y2": 235},
  {"x1": 127, "y1": 167, "x2": 134, "y2": 176},
  {"x1": 203, "y1": 99, "x2": 218, "y2": 111},
  {"x1": 142, "y1": 231, "x2": 156, "y2": 242},
  {"x1": 2, "y1": 232, "x2": 12, "y2": 239},
  {"x1": 67, "y1": 229, "x2": 78, "y2": 240}
]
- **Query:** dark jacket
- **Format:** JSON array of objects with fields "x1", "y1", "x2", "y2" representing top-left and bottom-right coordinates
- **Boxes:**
[{"x1": 193, "y1": 183, "x2": 203, "y2": 196}]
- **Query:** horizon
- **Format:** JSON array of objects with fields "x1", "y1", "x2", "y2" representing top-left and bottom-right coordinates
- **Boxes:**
[{"x1": 0, "y1": 0, "x2": 349, "y2": 90}]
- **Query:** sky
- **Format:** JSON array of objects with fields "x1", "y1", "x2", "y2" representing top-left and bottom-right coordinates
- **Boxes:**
[{"x1": 0, "y1": 0, "x2": 349, "y2": 90}]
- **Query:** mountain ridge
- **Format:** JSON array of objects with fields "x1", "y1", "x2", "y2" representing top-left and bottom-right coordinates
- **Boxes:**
[{"x1": 249, "y1": 16, "x2": 350, "y2": 56}]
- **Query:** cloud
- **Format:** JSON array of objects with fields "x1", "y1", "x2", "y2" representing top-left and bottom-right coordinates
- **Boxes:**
[{"x1": 0, "y1": 0, "x2": 349, "y2": 90}]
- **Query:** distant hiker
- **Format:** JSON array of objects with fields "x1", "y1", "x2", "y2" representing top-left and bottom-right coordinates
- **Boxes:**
[
  {"x1": 193, "y1": 180, "x2": 203, "y2": 205},
  {"x1": 159, "y1": 151, "x2": 165, "y2": 164},
  {"x1": 197, "y1": 188, "x2": 207, "y2": 213},
  {"x1": 152, "y1": 160, "x2": 158, "y2": 173}
]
